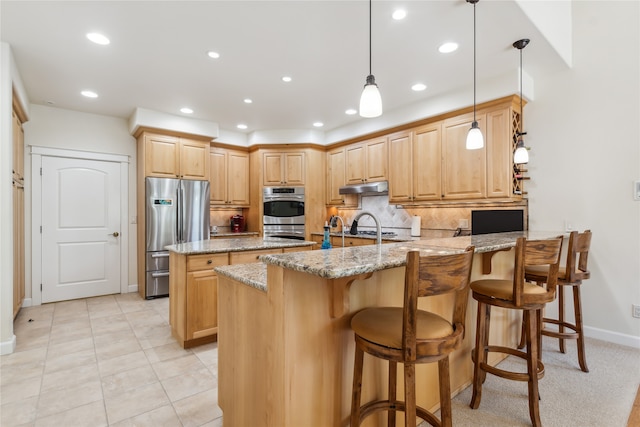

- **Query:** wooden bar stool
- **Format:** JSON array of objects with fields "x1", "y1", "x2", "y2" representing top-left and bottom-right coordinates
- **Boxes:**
[
  {"x1": 521, "y1": 230, "x2": 592, "y2": 372},
  {"x1": 350, "y1": 247, "x2": 474, "y2": 427},
  {"x1": 469, "y1": 237, "x2": 562, "y2": 427}
]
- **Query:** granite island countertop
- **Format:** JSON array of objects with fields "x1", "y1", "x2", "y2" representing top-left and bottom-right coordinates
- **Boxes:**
[
  {"x1": 214, "y1": 231, "x2": 564, "y2": 291},
  {"x1": 166, "y1": 237, "x2": 315, "y2": 255}
]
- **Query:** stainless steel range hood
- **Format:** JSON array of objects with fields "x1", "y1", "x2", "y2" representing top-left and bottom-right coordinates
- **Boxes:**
[{"x1": 338, "y1": 181, "x2": 388, "y2": 195}]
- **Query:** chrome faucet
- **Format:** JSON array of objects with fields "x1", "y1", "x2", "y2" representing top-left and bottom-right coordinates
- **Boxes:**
[
  {"x1": 330, "y1": 215, "x2": 346, "y2": 247},
  {"x1": 350, "y1": 211, "x2": 382, "y2": 245}
]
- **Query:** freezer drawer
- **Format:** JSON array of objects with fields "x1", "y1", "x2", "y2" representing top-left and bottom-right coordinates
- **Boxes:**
[
  {"x1": 146, "y1": 270, "x2": 169, "y2": 299},
  {"x1": 146, "y1": 251, "x2": 170, "y2": 272}
]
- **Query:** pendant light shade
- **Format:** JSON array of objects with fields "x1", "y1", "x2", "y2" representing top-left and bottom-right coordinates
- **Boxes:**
[
  {"x1": 359, "y1": 0, "x2": 382, "y2": 118},
  {"x1": 513, "y1": 38, "x2": 530, "y2": 164},
  {"x1": 467, "y1": 121, "x2": 484, "y2": 150},
  {"x1": 514, "y1": 138, "x2": 529, "y2": 164},
  {"x1": 360, "y1": 75, "x2": 382, "y2": 118},
  {"x1": 466, "y1": 0, "x2": 483, "y2": 150}
]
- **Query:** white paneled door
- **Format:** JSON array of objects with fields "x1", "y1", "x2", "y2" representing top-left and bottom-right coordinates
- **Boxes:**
[{"x1": 41, "y1": 156, "x2": 121, "y2": 303}]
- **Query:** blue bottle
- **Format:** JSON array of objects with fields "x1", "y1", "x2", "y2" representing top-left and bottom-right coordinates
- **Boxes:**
[{"x1": 321, "y1": 221, "x2": 332, "y2": 249}]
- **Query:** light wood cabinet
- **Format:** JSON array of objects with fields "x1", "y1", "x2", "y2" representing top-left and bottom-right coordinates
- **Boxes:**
[
  {"x1": 12, "y1": 110, "x2": 24, "y2": 182},
  {"x1": 485, "y1": 107, "x2": 512, "y2": 198},
  {"x1": 263, "y1": 151, "x2": 305, "y2": 186},
  {"x1": 170, "y1": 252, "x2": 228, "y2": 348},
  {"x1": 326, "y1": 147, "x2": 358, "y2": 207},
  {"x1": 345, "y1": 137, "x2": 387, "y2": 184},
  {"x1": 12, "y1": 104, "x2": 25, "y2": 318},
  {"x1": 141, "y1": 132, "x2": 210, "y2": 180},
  {"x1": 388, "y1": 126, "x2": 443, "y2": 203},
  {"x1": 210, "y1": 147, "x2": 249, "y2": 206},
  {"x1": 229, "y1": 248, "x2": 284, "y2": 265},
  {"x1": 442, "y1": 113, "x2": 487, "y2": 200}
]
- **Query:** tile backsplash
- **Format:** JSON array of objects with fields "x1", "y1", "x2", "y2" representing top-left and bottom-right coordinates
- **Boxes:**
[{"x1": 331, "y1": 195, "x2": 527, "y2": 238}]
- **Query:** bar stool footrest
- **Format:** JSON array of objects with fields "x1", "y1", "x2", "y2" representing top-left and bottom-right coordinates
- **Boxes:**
[
  {"x1": 472, "y1": 345, "x2": 545, "y2": 381},
  {"x1": 542, "y1": 318, "x2": 580, "y2": 340},
  {"x1": 359, "y1": 399, "x2": 441, "y2": 427}
]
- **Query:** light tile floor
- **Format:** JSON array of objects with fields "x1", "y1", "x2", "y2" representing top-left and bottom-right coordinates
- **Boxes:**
[{"x1": 1, "y1": 293, "x2": 223, "y2": 427}]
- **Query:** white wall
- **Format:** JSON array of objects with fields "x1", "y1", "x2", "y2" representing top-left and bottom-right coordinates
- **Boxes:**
[
  {"x1": 24, "y1": 105, "x2": 138, "y2": 299},
  {"x1": 526, "y1": 1, "x2": 640, "y2": 344}
]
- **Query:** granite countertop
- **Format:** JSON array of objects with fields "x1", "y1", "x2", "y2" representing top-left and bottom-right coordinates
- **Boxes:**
[
  {"x1": 166, "y1": 237, "x2": 315, "y2": 255},
  {"x1": 215, "y1": 263, "x2": 268, "y2": 292},
  {"x1": 310, "y1": 231, "x2": 421, "y2": 242},
  {"x1": 214, "y1": 231, "x2": 564, "y2": 288}
]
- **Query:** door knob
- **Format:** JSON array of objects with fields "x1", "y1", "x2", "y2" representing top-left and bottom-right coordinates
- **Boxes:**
[{"x1": 111, "y1": 232, "x2": 120, "y2": 237}]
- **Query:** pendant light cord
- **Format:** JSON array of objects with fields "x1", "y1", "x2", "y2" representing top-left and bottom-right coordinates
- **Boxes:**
[
  {"x1": 519, "y1": 46, "x2": 523, "y2": 134},
  {"x1": 368, "y1": 0, "x2": 372, "y2": 76},
  {"x1": 473, "y1": 1, "x2": 477, "y2": 122}
]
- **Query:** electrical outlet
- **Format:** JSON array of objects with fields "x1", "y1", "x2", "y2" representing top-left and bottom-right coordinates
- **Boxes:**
[
  {"x1": 633, "y1": 304, "x2": 640, "y2": 319},
  {"x1": 459, "y1": 219, "x2": 469, "y2": 229},
  {"x1": 131, "y1": 216, "x2": 137, "y2": 224},
  {"x1": 564, "y1": 220, "x2": 573, "y2": 232}
]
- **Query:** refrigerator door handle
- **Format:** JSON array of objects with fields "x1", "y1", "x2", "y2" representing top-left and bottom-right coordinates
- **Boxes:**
[{"x1": 176, "y1": 183, "x2": 183, "y2": 243}]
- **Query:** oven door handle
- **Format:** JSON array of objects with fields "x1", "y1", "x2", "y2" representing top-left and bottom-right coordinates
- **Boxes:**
[{"x1": 263, "y1": 196, "x2": 304, "y2": 202}]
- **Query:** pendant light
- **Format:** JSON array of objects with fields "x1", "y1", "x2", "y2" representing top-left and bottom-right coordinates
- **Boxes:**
[
  {"x1": 466, "y1": 0, "x2": 483, "y2": 150},
  {"x1": 513, "y1": 38, "x2": 530, "y2": 164},
  {"x1": 359, "y1": 0, "x2": 382, "y2": 118}
]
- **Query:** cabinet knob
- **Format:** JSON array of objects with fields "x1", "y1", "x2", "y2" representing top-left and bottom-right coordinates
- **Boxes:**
[{"x1": 207, "y1": 259, "x2": 213, "y2": 264}]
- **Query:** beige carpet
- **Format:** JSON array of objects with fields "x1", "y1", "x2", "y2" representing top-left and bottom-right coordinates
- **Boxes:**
[{"x1": 423, "y1": 337, "x2": 640, "y2": 427}]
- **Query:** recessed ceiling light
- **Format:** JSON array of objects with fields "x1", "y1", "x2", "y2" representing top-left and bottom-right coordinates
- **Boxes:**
[
  {"x1": 411, "y1": 83, "x2": 427, "y2": 91},
  {"x1": 345, "y1": 109, "x2": 357, "y2": 115},
  {"x1": 81, "y1": 90, "x2": 98, "y2": 98},
  {"x1": 207, "y1": 51, "x2": 220, "y2": 59},
  {"x1": 180, "y1": 107, "x2": 193, "y2": 114},
  {"x1": 392, "y1": 9, "x2": 407, "y2": 20},
  {"x1": 86, "y1": 33, "x2": 110, "y2": 45},
  {"x1": 313, "y1": 122, "x2": 324, "y2": 127},
  {"x1": 237, "y1": 124, "x2": 248, "y2": 130},
  {"x1": 282, "y1": 76, "x2": 292, "y2": 82},
  {"x1": 438, "y1": 42, "x2": 459, "y2": 54},
  {"x1": 244, "y1": 98, "x2": 253, "y2": 104}
]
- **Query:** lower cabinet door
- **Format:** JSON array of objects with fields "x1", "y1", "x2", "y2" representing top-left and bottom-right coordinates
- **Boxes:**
[{"x1": 186, "y1": 270, "x2": 218, "y2": 340}]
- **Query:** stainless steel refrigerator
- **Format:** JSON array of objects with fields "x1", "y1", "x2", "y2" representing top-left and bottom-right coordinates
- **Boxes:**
[{"x1": 145, "y1": 177, "x2": 210, "y2": 298}]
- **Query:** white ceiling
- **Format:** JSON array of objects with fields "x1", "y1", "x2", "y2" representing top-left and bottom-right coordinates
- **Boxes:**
[{"x1": 1, "y1": 1, "x2": 569, "y2": 135}]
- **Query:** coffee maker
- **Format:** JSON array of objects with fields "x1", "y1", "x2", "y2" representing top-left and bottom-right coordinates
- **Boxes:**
[{"x1": 230, "y1": 215, "x2": 245, "y2": 232}]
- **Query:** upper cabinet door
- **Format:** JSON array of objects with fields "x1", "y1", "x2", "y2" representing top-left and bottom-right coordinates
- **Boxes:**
[
  {"x1": 442, "y1": 113, "x2": 486, "y2": 199},
  {"x1": 209, "y1": 149, "x2": 227, "y2": 204},
  {"x1": 345, "y1": 137, "x2": 388, "y2": 184},
  {"x1": 143, "y1": 133, "x2": 210, "y2": 180},
  {"x1": 145, "y1": 134, "x2": 181, "y2": 178},
  {"x1": 262, "y1": 151, "x2": 305, "y2": 186},
  {"x1": 413, "y1": 123, "x2": 442, "y2": 201},
  {"x1": 388, "y1": 132, "x2": 413, "y2": 203},
  {"x1": 227, "y1": 150, "x2": 250, "y2": 205},
  {"x1": 179, "y1": 139, "x2": 210, "y2": 180},
  {"x1": 485, "y1": 107, "x2": 511, "y2": 198}
]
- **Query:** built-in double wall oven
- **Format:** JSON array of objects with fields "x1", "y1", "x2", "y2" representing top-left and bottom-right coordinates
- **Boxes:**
[{"x1": 263, "y1": 187, "x2": 305, "y2": 240}]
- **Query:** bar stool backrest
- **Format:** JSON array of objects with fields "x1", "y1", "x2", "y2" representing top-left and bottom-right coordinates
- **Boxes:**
[
  {"x1": 565, "y1": 230, "x2": 592, "y2": 283},
  {"x1": 402, "y1": 247, "x2": 475, "y2": 361},
  {"x1": 513, "y1": 237, "x2": 563, "y2": 307}
]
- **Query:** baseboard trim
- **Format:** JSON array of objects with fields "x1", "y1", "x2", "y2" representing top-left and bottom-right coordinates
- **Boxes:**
[
  {"x1": 22, "y1": 298, "x2": 33, "y2": 308},
  {"x1": 584, "y1": 325, "x2": 640, "y2": 349},
  {"x1": 127, "y1": 284, "x2": 138, "y2": 293},
  {"x1": 0, "y1": 334, "x2": 17, "y2": 355}
]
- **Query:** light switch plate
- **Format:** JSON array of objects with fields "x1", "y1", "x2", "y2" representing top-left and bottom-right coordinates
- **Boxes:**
[{"x1": 634, "y1": 181, "x2": 640, "y2": 201}]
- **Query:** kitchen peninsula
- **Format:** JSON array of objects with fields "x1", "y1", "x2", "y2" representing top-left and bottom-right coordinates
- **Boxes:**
[
  {"x1": 166, "y1": 237, "x2": 314, "y2": 348},
  {"x1": 215, "y1": 231, "x2": 563, "y2": 427}
]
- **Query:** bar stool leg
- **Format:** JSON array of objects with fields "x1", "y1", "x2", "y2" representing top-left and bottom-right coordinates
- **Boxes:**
[
  {"x1": 438, "y1": 357, "x2": 453, "y2": 427},
  {"x1": 558, "y1": 285, "x2": 566, "y2": 353},
  {"x1": 573, "y1": 286, "x2": 589, "y2": 373},
  {"x1": 404, "y1": 363, "x2": 416, "y2": 427},
  {"x1": 351, "y1": 345, "x2": 364, "y2": 427},
  {"x1": 388, "y1": 361, "x2": 397, "y2": 426},
  {"x1": 525, "y1": 309, "x2": 542, "y2": 427},
  {"x1": 470, "y1": 301, "x2": 488, "y2": 409}
]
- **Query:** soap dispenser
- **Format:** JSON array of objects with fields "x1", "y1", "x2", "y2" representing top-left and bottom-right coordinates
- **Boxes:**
[{"x1": 321, "y1": 221, "x2": 332, "y2": 249}]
